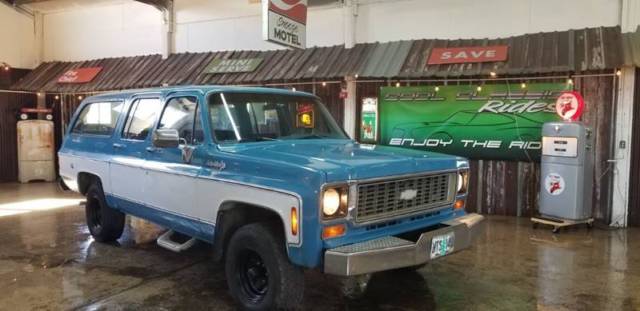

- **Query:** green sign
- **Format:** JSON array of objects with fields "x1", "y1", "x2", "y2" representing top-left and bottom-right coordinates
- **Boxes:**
[
  {"x1": 204, "y1": 58, "x2": 263, "y2": 74},
  {"x1": 380, "y1": 83, "x2": 571, "y2": 161}
]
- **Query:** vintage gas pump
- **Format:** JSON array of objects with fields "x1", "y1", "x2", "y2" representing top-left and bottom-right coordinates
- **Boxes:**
[{"x1": 532, "y1": 91, "x2": 594, "y2": 232}]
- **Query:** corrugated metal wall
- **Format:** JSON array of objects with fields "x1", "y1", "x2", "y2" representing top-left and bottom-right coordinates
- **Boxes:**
[
  {"x1": 0, "y1": 93, "x2": 37, "y2": 182},
  {"x1": 356, "y1": 76, "x2": 615, "y2": 221}
]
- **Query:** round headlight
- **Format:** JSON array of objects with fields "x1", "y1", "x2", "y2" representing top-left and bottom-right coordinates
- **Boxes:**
[
  {"x1": 457, "y1": 173, "x2": 464, "y2": 192},
  {"x1": 323, "y1": 188, "x2": 341, "y2": 216}
]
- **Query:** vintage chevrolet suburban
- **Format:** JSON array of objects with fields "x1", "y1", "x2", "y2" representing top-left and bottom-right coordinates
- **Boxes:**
[{"x1": 59, "y1": 86, "x2": 484, "y2": 310}]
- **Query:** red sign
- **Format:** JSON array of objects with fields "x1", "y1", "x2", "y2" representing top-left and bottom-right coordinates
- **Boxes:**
[
  {"x1": 57, "y1": 67, "x2": 102, "y2": 84},
  {"x1": 339, "y1": 88, "x2": 348, "y2": 99},
  {"x1": 268, "y1": 0, "x2": 307, "y2": 24},
  {"x1": 555, "y1": 91, "x2": 584, "y2": 121},
  {"x1": 427, "y1": 46, "x2": 509, "y2": 65}
]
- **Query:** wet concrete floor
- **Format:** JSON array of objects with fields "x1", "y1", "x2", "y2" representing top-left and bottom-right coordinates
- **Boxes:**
[{"x1": 1, "y1": 182, "x2": 639, "y2": 310}]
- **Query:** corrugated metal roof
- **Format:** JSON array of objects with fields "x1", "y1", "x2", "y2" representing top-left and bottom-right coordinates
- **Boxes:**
[
  {"x1": 399, "y1": 26, "x2": 624, "y2": 78},
  {"x1": 357, "y1": 40, "x2": 413, "y2": 78},
  {"x1": 622, "y1": 26, "x2": 640, "y2": 67},
  {"x1": 11, "y1": 26, "x2": 627, "y2": 93}
]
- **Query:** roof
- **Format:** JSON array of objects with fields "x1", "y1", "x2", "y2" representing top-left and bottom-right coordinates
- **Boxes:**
[
  {"x1": 399, "y1": 26, "x2": 623, "y2": 78},
  {"x1": 622, "y1": 26, "x2": 640, "y2": 67},
  {"x1": 82, "y1": 85, "x2": 318, "y2": 102},
  {"x1": 11, "y1": 26, "x2": 628, "y2": 93}
]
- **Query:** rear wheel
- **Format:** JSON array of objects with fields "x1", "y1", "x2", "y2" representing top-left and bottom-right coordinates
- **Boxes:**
[
  {"x1": 85, "y1": 181, "x2": 125, "y2": 242},
  {"x1": 225, "y1": 222, "x2": 304, "y2": 310}
]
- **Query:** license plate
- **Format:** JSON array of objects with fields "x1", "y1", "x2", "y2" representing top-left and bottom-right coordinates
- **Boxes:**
[{"x1": 430, "y1": 232, "x2": 455, "y2": 259}]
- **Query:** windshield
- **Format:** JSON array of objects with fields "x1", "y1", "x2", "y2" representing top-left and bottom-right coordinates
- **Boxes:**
[{"x1": 209, "y1": 92, "x2": 348, "y2": 143}]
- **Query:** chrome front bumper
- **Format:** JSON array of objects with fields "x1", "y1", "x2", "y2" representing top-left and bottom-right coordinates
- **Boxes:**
[{"x1": 324, "y1": 213, "x2": 485, "y2": 276}]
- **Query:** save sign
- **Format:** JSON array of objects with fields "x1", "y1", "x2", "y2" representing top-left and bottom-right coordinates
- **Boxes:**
[{"x1": 427, "y1": 46, "x2": 508, "y2": 65}]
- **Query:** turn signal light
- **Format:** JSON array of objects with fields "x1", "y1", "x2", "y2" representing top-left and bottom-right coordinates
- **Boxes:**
[
  {"x1": 322, "y1": 224, "x2": 346, "y2": 240},
  {"x1": 454, "y1": 199, "x2": 465, "y2": 210},
  {"x1": 291, "y1": 207, "x2": 298, "y2": 236}
]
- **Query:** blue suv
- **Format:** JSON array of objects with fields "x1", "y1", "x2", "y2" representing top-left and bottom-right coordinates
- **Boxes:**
[{"x1": 59, "y1": 86, "x2": 484, "y2": 310}]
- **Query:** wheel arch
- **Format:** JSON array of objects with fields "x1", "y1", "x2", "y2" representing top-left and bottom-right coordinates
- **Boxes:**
[
  {"x1": 212, "y1": 201, "x2": 289, "y2": 262},
  {"x1": 77, "y1": 171, "x2": 103, "y2": 195}
]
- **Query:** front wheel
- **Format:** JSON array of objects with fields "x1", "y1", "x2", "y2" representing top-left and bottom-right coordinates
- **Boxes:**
[{"x1": 225, "y1": 223, "x2": 304, "y2": 310}]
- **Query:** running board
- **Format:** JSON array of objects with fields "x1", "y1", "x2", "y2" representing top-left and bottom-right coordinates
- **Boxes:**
[{"x1": 157, "y1": 230, "x2": 197, "y2": 252}]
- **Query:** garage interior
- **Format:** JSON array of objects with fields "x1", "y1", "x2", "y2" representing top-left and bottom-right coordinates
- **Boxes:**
[{"x1": 1, "y1": 0, "x2": 640, "y2": 310}]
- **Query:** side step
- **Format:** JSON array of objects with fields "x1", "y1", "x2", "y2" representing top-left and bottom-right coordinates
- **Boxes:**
[{"x1": 157, "y1": 230, "x2": 197, "y2": 252}]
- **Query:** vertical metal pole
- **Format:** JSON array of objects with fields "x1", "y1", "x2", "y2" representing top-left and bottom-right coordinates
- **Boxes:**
[
  {"x1": 60, "y1": 95, "x2": 66, "y2": 135},
  {"x1": 476, "y1": 160, "x2": 484, "y2": 214}
]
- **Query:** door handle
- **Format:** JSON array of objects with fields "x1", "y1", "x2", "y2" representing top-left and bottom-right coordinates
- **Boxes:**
[
  {"x1": 146, "y1": 146, "x2": 161, "y2": 153},
  {"x1": 113, "y1": 143, "x2": 125, "y2": 149}
]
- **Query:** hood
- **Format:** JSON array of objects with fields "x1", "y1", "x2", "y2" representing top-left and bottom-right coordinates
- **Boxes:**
[{"x1": 219, "y1": 139, "x2": 463, "y2": 182}]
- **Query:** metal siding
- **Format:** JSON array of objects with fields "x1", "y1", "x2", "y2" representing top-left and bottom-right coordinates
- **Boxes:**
[
  {"x1": 0, "y1": 94, "x2": 37, "y2": 182},
  {"x1": 10, "y1": 27, "x2": 626, "y2": 92},
  {"x1": 622, "y1": 26, "x2": 640, "y2": 67}
]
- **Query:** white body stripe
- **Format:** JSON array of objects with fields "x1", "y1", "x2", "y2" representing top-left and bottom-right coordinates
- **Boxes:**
[{"x1": 59, "y1": 153, "x2": 301, "y2": 245}]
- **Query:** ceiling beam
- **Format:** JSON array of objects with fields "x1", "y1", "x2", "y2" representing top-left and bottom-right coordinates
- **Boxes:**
[
  {"x1": 135, "y1": 0, "x2": 171, "y2": 11},
  {"x1": 13, "y1": 0, "x2": 54, "y2": 4}
]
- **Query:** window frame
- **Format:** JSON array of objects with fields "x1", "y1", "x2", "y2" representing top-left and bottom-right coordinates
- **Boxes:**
[
  {"x1": 206, "y1": 91, "x2": 349, "y2": 144},
  {"x1": 121, "y1": 96, "x2": 163, "y2": 142},
  {"x1": 70, "y1": 100, "x2": 124, "y2": 137},
  {"x1": 157, "y1": 95, "x2": 203, "y2": 146}
]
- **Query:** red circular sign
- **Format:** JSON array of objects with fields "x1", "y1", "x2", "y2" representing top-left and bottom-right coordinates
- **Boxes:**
[{"x1": 555, "y1": 91, "x2": 584, "y2": 121}]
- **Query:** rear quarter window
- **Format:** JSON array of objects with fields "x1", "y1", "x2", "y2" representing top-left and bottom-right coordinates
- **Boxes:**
[{"x1": 72, "y1": 101, "x2": 124, "y2": 136}]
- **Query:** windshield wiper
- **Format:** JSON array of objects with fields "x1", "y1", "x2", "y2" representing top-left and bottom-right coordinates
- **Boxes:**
[
  {"x1": 297, "y1": 134, "x2": 330, "y2": 139},
  {"x1": 254, "y1": 136, "x2": 278, "y2": 141}
]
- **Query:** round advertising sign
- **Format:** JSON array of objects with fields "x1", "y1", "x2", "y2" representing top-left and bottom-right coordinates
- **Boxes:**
[
  {"x1": 544, "y1": 173, "x2": 565, "y2": 196},
  {"x1": 555, "y1": 91, "x2": 584, "y2": 121}
]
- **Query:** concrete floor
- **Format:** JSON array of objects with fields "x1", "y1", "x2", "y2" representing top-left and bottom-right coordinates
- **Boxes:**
[{"x1": 1, "y1": 183, "x2": 639, "y2": 311}]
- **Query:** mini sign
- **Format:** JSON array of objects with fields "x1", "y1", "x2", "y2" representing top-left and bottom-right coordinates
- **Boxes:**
[
  {"x1": 204, "y1": 58, "x2": 263, "y2": 74},
  {"x1": 57, "y1": 67, "x2": 102, "y2": 83},
  {"x1": 263, "y1": 0, "x2": 307, "y2": 49},
  {"x1": 427, "y1": 46, "x2": 508, "y2": 65},
  {"x1": 555, "y1": 91, "x2": 584, "y2": 121}
]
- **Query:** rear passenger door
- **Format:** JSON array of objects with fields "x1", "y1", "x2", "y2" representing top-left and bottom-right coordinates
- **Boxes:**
[
  {"x1": 110, "y1": 96, "x2": 163, "y2": 204},
  {"x1": 144, "y1": 93, "x2": 206, "y2": 220}
]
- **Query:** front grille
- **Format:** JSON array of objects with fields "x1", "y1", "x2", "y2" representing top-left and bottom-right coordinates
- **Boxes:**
[{"x1": 355, "y1": 172, "x2": 455, "y2": 223}]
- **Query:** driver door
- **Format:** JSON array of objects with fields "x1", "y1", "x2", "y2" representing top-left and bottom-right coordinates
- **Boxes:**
[{"x1": 144, "y1": 92, "x2": 207, "y2": 220}]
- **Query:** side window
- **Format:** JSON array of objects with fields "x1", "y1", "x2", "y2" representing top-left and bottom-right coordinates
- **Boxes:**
[
  {"x1": 72, "y1": 101, "x2": 123, "y2": 136},
  {"x1": 158, "y1": 96, "x2": 203, "y2": 145},
  {"x1": 122, "y1": 98, "x2": 162, "y2": 140},
  {"x1": 210, "y1": 95, "x2": 239, "y2": 142}
]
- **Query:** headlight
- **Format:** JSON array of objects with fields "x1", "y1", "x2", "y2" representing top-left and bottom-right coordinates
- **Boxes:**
[
  {"x1": 323, "y1": 188, "x2": 340, "y2": 216},
  {"x1": 322, "y1": 186, "x2": 348, "y2": 220},
  {"x1": 457, "y1": 170, "x2": 469, "y2": 194}
]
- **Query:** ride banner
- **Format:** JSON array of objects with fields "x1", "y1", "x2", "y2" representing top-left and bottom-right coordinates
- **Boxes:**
[{"x1": 380, "y1": 83, "x2": 572, "y2": 161}]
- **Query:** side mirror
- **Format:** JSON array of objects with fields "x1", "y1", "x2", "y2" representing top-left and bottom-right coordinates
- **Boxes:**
[{"x1": 152, "y1": 128, "x2": 180, "y2": 148}]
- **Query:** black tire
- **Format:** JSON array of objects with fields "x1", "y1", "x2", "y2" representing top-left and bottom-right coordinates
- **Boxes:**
[
  {"x1": 225, "y1": 223, "x2": 304, "y2": 310},
  {"x1": 85, "y1": 181, "x2": 125, "y2": 242}
]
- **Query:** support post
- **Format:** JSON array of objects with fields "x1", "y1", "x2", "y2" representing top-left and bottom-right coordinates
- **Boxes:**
[
  {"x1": 343, "y1": 76, "x2": 357, "y2": 139},
  {"x1": 161, "y1": 1, "x2": 175, "y2": 59},
  {"x1": 343, "y1": 0, "x2": 357, "y2": 48},
  {"x1": 611, "y1": 67, "x2": 636, "y2": 227},
  {"x1": 34, "y1": 11, "x2": 44, "y2": 66}
]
